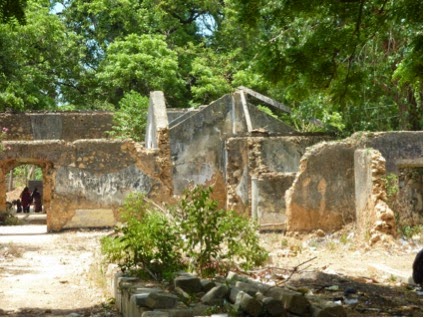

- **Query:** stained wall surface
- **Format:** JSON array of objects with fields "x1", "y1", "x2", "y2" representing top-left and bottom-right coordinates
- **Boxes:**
[
  {"x1": 285, "y1": 132, "x2": 423, "y2": 233},
  {"x1": 2, "y1": 90, "x2": 421, "y2": 235},
  {"x1": 0, "y1": 112, "x2": 113, "y2": 141},
  {"x1": 0, "y1": 139, "x2": 170, "y2": 231}
]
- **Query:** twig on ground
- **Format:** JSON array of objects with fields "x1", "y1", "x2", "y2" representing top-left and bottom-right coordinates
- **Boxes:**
[{"x1": 281, "y1": 256, "x2": 317, "y2": 284}]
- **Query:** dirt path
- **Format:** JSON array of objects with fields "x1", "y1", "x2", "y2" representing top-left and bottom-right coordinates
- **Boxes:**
[
  {"x1": 0, "y1": 224, "x2": 117, "y2": 317},
  {"x1": 0, "y1": 222, "x2": 422, "y2": 317}
]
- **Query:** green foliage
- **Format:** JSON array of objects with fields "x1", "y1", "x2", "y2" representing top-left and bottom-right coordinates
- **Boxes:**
[
  {"x1": 101, "y1": 187, "x2": 267, "y2": 280},
  {"x1": 96, "y1": 33, "x2": 185, "y2": 106},
  {"x1": 172, "y1": 186, "x2": 267, "y2": 276},
  {"x1": 257, "y1": 105, "x2": 278, "y2": 119},
  {"x1": 1, "y1": 213, "x2": 22, "y2": 225},
  {"x1": 101, "y1": 193, "x2": 183, "y2": 280},
  {"x1": 108, "y1": 91, "x2": 148, "y2": 141},
  {"x1": 0, "y1": 0, "x2": 421, "y2": 133},
  {"x1": 189, "y1": 48, "x2": 234, "y2": 105},
  {"x1": 399, "y1": 225, "x2": 423, "y2": 240},
  {"x1": 226, "y1": 0, "x2": 422, "y2": 133},
  {"x1": 0, "y1": 0, "x2": 27, "y2": 24},
  {"x1": 0, "y1": 0, "x2": 83, "y2": 111},
  {"x1": 384, "y1": 173, "x2": 399, "y2": 198}
]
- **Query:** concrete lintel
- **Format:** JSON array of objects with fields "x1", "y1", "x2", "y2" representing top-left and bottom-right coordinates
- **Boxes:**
[
  {"x1": 237, "y1": 86, "x2": 291, "y2": 114},
  {"x1": 396, "y1": 158, "x2": 423, "y2": 168}
]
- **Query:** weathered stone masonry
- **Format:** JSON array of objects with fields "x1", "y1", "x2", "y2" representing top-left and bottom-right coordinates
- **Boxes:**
[
  {"x1": 1, "y1": 89, "x2": 422, "y2": 236},
  {"x1": 0, "y1": 112, "x2": 171, "y2": 231}
]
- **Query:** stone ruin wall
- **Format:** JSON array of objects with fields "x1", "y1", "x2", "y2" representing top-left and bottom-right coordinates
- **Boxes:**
[
  {"x1": 0, "y1": 106, "x2": 173, "y2": 231},
  {"x1": 355, "y1": 149, "x2": 396, "y2": 244},
  {"x1": 285, "y1": 131, "x2": 423, "y2": 235},
  {"x1": 226, "y1": 135, "x2": 331, "y2": 227},
  {"x1": 395, "y1": 166, "x2": 423, "y2": 227},
  {"x1": 1, "y1": 91, "x2": 422, "y2": 237},
  {"x1": 0, "y1": 111, "x2": 113, "y2": 141},
  {"x1": 0, "y1": 139, "x2": 171, "y2": 231}
]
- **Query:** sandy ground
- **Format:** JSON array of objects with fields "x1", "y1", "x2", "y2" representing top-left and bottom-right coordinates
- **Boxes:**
[
  {"x1": 0, "y1": 218, "x2": 422, "y2": 317},
  {"x1": 0, "y1": 222, "x2": 117, "y2": 317},
  {"x1": 260, "y1": 229, "x2": 422, "y2": 284}
]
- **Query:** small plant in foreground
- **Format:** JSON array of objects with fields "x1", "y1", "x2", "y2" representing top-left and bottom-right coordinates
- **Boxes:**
[
  {"x1": 101, "y1": 193, "x2": 183, "y2": 280},
  {"x1": 101, "y1": 187, "x2": 268, "y2": 280},
  {"x1": 171, "y1": 185, "x2": 268, "y2": 276}
]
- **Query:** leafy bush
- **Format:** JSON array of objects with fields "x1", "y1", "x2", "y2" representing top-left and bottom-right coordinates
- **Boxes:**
[
  {"x1": 101, "y1": 193, "x2": 183, "y2": 280},
  {"x1": 102, "y1": 187, "x2": 268, "y2": 280},
  {"x1": 172, "y1": 186, "x2": 268, "y2": 276},
  {"x1": 384, "y1": 173, "x2": 399, "y2": 198},
  {"x1": 0, "y1": 212, "x2": 22, "y2": 226}
]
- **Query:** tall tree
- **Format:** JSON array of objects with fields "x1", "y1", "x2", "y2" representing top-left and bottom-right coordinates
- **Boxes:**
[
  {"x1": 224, "y1": 0, "x2": 423, "y2": 132},
  {"x1": 0, "y1": 0, "x2": 27, "y2": 24},
  {"x1": 0, "y1": 0, "x2": 82, "y2": 110},
  {"x1": 56, "y1": 0, "x2": 224, "y2": 108}
]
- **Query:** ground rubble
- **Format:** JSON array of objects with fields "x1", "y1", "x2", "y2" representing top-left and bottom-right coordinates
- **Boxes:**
[
  {"x1": 113, "y1": 269, "x2": 347, "y2": 317},
  {"x1": 109, "y1": 234, "x2": 423, "y2": 317}
]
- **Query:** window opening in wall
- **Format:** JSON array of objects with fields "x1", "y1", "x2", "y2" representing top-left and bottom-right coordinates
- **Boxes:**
[
  {"x1": 5, "y1": 164, "x2": 46, "y2": 225},
  {"x1": 386, "y1": 167, "x2": 423, "y2": 239}
]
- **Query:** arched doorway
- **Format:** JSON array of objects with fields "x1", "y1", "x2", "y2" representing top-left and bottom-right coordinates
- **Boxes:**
[{"x1": 0, "y1": 159, "x2": 53, "y2": 227}]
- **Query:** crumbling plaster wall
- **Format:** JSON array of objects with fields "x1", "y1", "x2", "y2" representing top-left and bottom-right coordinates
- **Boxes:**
[
  {"x1": 0, "y1": 139, "x2": 170, "y2": 231},
  {"x1": 286, "y1": 132, "x2": 423, "y2": 233},
  {"x1": 355, "y1": 149, "x2": 396, "y2": 244},
  {"x1": 226, "y1": 135, "x2": 330, "y2": 224},
  {"x1": 168, "y1": 91, "x2": 297, "y2": 204},
  {"x1": 145, "y1": 91, "x2": 173, "y2": 195},
  {"x1": 0, "y1": 112, "x2": 113, "y2": 141}
]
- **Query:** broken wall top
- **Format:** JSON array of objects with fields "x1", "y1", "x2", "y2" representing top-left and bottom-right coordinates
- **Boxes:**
[{"x1": 0, "y1": 112, "x2": 113, "y2": 141}]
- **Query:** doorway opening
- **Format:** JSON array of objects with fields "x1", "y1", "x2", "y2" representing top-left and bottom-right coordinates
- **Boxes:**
[{"x1": 4, "y1": 163, "x2": 49, "y2": 226}]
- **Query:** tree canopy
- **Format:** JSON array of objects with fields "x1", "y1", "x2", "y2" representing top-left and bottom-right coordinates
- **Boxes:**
[
  {"x1": 0, "y1": 0, "x2": 422, "y2": 134},
  {"x1": 0, "y1": 0, "x2": 27, "y2": 24}
]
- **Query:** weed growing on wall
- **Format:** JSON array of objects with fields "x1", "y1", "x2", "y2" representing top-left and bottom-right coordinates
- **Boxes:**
[{"x1": 101, "y1": 187, "x2": 268, "y2": 280}]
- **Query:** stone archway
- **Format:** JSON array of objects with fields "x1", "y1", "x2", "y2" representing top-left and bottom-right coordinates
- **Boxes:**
[{"x1": 0, "y1": 158, "x2": 54, "y2": 222}]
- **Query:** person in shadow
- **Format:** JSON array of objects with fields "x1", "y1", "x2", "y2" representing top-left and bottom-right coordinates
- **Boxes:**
[
  {"x1": 31, "y1": 187, "x2": 42, "y2": 213},
  {"x1": 20, "y1": 187, "x2": 32, "y2": 213}
]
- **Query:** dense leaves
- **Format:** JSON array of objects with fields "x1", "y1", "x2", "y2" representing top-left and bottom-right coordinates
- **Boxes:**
[
  {"x1": 0, "y1": 0, "x2": 422, "y2": 134},
  {"x1": 108, "y1": 91, "x2": 149, "y2": 141},
  {"x1": 0, "y1": 0, "x2": 27, "y2": 24},
  {"x1": 226, "y1": 0, "x2": 423, "y2": 132},
  {"x1": 101, "y1": 188, "x2": 267, "y2": 279}
]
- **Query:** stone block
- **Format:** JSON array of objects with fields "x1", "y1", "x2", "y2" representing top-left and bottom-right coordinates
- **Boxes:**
[
  {"x1": 265, "y1": 287, "x2": 311, "y2": 316},
  {"x1": 310, "y1": 299, "x2": 346, "y2": 317},
  {"x1": 201, "y1": 285, "x2": 229, "y2": 306},
  {"x1": 129, "y1": 294, "x2": 150, "y2": 317},
  {"x1": 235, "y1": 290, "x2": 263, "y2": 317},
  {"x1": 228, "y1": 287, "x2": 241, "y2": 304},
  {"x1": 174, "y1": 275, "x2": 203, "y2": 293},
  {"x1": 144, "y1": 292, "x2": 179, "y2": 309},
  {"x1": 190, "y1": 303, "x2": 211, "y2": 316},
  {"x1": 235, "y1": 281, "x2": 259, "y2": 296},
  {"x1": 262, "y1": 297, "x2": 287, "y2": 317},
  {"x1": 116, "y1": 276, "x2": 139, "y2": 314},
  {"x1": 201, "y1": 279, "x2": 216, "y2": 293}
]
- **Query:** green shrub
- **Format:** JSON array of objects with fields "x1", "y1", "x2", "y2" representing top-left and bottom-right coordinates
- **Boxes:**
[
  {"x1": 108, "y1": 91, "x2": 149, "y2": 142},
  {"x1": 172, "y1": 186, "x2": 268, "y2": 276},
  {"x1": 101, "y1": 193, "x2": 183, "y2": 280},
  {"x1": 101, "y1": 187, "x2": 268, "y2": 280},
  {"x1": 400, "y1": 225, "x2": 423, "y2": 239}
]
